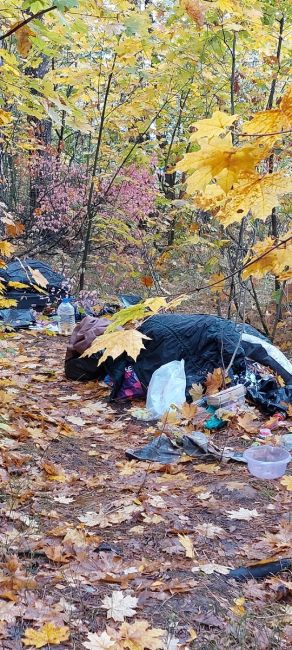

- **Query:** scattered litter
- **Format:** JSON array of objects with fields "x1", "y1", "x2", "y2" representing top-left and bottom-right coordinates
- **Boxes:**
[
  {"x1": 207, "y1": 384, "x2": 245, "y2": 409},
  {"x1": 243, "y1": 445, "x2": 291, "y2": 479},
  {"x1": 146, "y1": 359, "x2": 186, "y2": 418},
  {"x1": 126, "y1": 431, "x2": 246, "y2": 464}
]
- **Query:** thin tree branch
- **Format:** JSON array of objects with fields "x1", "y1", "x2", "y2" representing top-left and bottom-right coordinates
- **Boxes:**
[{"x1": 0, "y1": 6, "x2": 57, "y2": 41}]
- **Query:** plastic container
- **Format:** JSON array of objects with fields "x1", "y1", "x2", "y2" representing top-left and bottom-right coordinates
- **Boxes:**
[
  {"x1": 206, "y1": 384, "x2": 245, "y2": 409},
  {"x1": 243, "y1": 445, "x2": 291, "y2": 479},
  {"x1": 57, "y1": 298, "x2": 75, "y2": 336}
]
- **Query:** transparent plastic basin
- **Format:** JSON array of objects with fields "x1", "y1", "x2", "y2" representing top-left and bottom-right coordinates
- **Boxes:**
[{"x1": 243, "y1": 445, "x2": 291, "y2": 479}]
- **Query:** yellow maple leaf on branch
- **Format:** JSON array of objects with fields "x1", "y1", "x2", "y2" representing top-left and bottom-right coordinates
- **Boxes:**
[
  {"x1": 176, "y1": 134, "x2": 269, "y2": 193},
  {"x1": 242, "y1": 235, "x2": 292, "y2": 280},
  {"x1": 190, "y1": 110, "x2": 239, "y2": 142},
  {"x1": 218, "y1": 172, "x2": 292, "y2": 226},
  {"x1": 243, "y1": 85, "x2": 292, "y2": 141},
  {"x1": 82, "y1": 329, "x2": 151, "y2": 364}
]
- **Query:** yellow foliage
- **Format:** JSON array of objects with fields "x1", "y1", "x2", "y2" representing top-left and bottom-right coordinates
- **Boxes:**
[
  {"x1": 82, "y1": 329, "x2": 151, "y2": 364},
  {"x1": 209, "y1": 273, "x2": 225, "y2": 293},
  {"x1": 106, "y1": 298, "x2": 167, "y2": 332},
  {"x1": 190, "y1": 111, "x2": 238, "y2": 142},
  {"x1": 0, "y1": 298, "x2": 17, "y2": 308},
  {"x1": 8, "y1": 281, "x2": 30, "y2": 289},
  {"x1": 0, "y1": 109, "x2": 13, "y2": 126},
  {"x1": 0, "y1": 241, "x2": 14, "y2": 257},
  {"x1": 193, "y1": 183, "x2": 226, "y2": 211},
  {"x1": 176, "y1": 135, "x2": 269, "y2": 193},
  {"x1": 242, "y1": 235, "x2": 292, "y2": 280},
  {"x1": 23, "y1": 622, "x2": 70, "y2": 648},
  {"x1": 218, "y1": 172, "x2": 292, "y2": 226},
  {"x1": 243, "y1": 85, "x2": 292, "y2": 141}
]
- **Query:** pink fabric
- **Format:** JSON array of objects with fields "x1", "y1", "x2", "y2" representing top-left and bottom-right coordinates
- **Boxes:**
[
  {"x1": 65, "y1": 316, "x2": 110, "y2": 360},
  {"x1": 116, "y1": 366, "x2": 144, "y2": 400}
]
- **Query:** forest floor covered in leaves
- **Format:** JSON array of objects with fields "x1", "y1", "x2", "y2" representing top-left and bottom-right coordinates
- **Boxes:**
[{"x1": 0, "y1": 331, "x2": 291, "y2": 649}]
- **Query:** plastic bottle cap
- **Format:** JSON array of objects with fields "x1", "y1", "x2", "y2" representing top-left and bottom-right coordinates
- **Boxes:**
[
  {"x1": 63, "y1": 297, "x2": 70, "y2": 303},
  {"x1": 259, "y1": 428, "x2": 272, "y2": 437}
]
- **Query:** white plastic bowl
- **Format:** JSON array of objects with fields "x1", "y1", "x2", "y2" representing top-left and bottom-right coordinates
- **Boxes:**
[{"x1": 243, "y1": 445, "x2": 291, "y2": 479}]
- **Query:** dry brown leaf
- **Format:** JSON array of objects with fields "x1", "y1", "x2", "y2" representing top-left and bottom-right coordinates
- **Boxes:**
[
  {"x1": 83, "y1": 631, "x2": 116, "y2": 649},
  {"x1": 189, "y1": 383, "x2": 204, "y2": 401},
  {"x1": 180, "y1": 401, "x2": 198, "y2": 420},
  {"x1": 195, "y1": 523, "x2": 225, "y2": 539},
  {"x1": 205, "y1": 368, "x2": 224, "y2": 395},
  {"x1": 178, "y1": 534, "x2": 195, "y2": 559},
  {"x1": 112, "y1": 619, "x2": 165, "y2": 650},
  {"x1": 236, "y1": 412, "x2": 257, "y2": 433},
  {"x1": 193, "y1": 463, "x2": 220, "y2": 474}
]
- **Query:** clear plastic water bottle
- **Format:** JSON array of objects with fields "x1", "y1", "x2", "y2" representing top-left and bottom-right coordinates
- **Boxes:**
[{"x1": 57, "y1": 297, "x2": 75, "y2": 336}]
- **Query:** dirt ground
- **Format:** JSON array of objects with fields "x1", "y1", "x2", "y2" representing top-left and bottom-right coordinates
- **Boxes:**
[{"x1": 0, "y1": 331, "x2": 291, "y2": 649}]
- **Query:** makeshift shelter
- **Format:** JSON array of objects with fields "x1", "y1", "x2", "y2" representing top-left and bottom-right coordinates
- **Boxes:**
[{"x1": 65, "y1": 313, "x2": 292, "y2": 414}]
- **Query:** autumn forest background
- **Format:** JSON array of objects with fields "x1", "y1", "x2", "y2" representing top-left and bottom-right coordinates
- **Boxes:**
[
  {"x1": 0, "y1": 1, "x2": 291, "y2": 649},
  {"x1": 0, "y1": 0, "x2": 291, "y2": 340}
]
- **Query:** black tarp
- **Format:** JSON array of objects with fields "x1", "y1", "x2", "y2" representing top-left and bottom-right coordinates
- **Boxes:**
[
  {"x1": 0, "y1": 259, "x2": 65, "y2": 289},
  {"x1": 0, "y1": 259, "x2": 67, "y2": 310},
  {"x1": 65, "y1": 313, "x2": 292, "y2": 413}
]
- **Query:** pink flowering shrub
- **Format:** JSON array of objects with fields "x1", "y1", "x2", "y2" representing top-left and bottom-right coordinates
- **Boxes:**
[
  {"x1": 100, "y1": 164, "x2": 158, "y2": 224},
  {"x1": 30, "y1": 150, "x2": 87, "y2": 233}
]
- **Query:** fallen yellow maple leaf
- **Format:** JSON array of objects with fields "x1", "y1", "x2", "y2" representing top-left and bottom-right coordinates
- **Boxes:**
[
  {"x1": 82, "y1": 329, "x2": 151, "y2": 364},
  {"x1": 23, "y1": 622, "x2": 70, "y2": 648},
  {"x1": 280, "y1": 476, "x2": 292, "y2": 492},
  {"x1": 231, "y1": 596, "x2": 246, "y2": 616},
  {"x1": 236, "y1": 412, "x2": 257, "y2": 433},
  {"x1": 178, "y1": 534, "x2": 196, "y2": 559},
  {"x1": 113, "y1": 619, "x2": 165, "y2": 650}
]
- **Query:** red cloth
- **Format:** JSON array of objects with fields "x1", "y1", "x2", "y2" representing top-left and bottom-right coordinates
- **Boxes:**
[{"x1": 65, "y1": 316, "x2": 109, "y2": 360}]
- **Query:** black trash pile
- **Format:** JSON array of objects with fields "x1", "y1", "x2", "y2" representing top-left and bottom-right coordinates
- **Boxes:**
[{"x1": 0, "y1": 258, "x2": 67, "y2": 329}]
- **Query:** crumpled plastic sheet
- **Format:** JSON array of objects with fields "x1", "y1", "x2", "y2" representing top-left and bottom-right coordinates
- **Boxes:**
[
  {"x1": 126, "y1": 431, "x2": 246, "y2": 464},
  {"x1": 239, "y1": 366, "x2": 292, "y2": 414}
]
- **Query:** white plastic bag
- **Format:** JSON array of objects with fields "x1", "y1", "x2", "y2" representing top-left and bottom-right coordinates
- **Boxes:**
[{"x1": 146, "y1": 359, "x2": 186, "y2": 418}]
